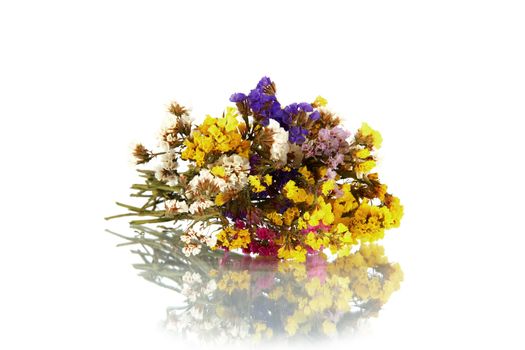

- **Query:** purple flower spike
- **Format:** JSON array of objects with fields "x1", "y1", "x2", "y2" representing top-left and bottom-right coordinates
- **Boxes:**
[
  {"x1": 230, "y1": 92, "x2": 247, "y2": 102},
  {"x1": 256, "y1": 77, "x2": 273, "y2": 89}
]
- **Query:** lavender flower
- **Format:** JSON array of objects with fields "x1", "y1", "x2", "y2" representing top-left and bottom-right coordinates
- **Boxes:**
[
  {"x1": 229, "y1": 93, "x2": 247, "y2": 102},
  {"x1": 297, "y1": 102, "x2": 313, "y2": 113},
  {"x1": 256, "y1": 76, "x2": 273, "y2": 90},
  {"x1": 289, "y1": 126, "x2": 308, "y2": 144},
  {"x1": 301, "y1": 126, "x2": 351, "y2": 173},
  {"x1": 309, "y1": 110, "x2": 321, "y2": 121}
]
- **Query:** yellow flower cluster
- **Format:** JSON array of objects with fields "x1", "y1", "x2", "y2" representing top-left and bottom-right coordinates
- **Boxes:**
[
  {"x1": 283, "y1": 207, "x2": 299, "y2": 226},
  {"x1": 298, "y1": 166, "x2": 315, "y2": 186},
  {"x1": 348, "y1": 195, "x2": 404, "y2": 243},
  {"x1": 277, "y1": 245, "x2": 308, "y2": 262},
  {"x1": 266, "y1": 211, "x2": 283, "y2": 225},
  {"x1": 181, "y1": 107, "x2": 249, "y2": 166},
  {"x1": 248, "y1": 175, "x2": 266, "y2": 193},
  {"x1": 358, "y1": 122, "x2": 383, "y2": 149},
  {"x1": 300, "y1": 197, "x2": 334, "y2": 227},
  {"x1": 304, "y1": 232, "x2": 330, "y2": 251},
  {"x1": 332, "y1": 183, "x2": 358, "y2": 222},
  {"x1": 283, "y1": 180, "x2": 314, "y2": 204},
  {"x1": 214, "y1": 227, "x2": 251, "y2": 250}
]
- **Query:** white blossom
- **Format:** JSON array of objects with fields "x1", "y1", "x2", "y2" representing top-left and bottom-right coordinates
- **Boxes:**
[
  {"x1": 189, "y1": 199, "x2": 214, "y2": 214},
  {"x1": 267, "y1": 119, "x2": 289, "y2": 164},
  {"x1": 165, "y1": 199, "x2": 189, "y2": 213}
]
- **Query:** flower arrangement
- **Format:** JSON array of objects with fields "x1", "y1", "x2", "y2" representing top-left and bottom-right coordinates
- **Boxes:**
[
  {"x1": 117, "y1": 226, "x2": 403, "y2": 343},
  {"x1": 107, "y1": 77, "x2": 403, "y2": 261}
]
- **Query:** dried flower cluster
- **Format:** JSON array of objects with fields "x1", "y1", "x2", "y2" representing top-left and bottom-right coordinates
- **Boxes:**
[{"x1": 108, "y1": 77, "x2": 403, "y2": 261}]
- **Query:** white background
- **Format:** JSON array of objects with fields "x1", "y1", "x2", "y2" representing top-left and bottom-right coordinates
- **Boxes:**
[{"x1": 1, "y1": 1, "x2": 524, "y2": 349}]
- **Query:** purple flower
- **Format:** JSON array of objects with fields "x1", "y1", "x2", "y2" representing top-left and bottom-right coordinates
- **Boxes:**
[
  {"x1": 297, "y1": 102, "x2": 313, "y2": 113},
  {"x1": 309, "y1": 110, "x2": 321, "y2": 121},
  {"x1": 256, "y1": 76, "x2": 273, "y2": 89},
  {"x1": 249, "y1": 154, "x2": 261, "y2": 174},
  {"x1": 229, "y1": 92, "x2": 247, "y2": 102},
  {"x1": 301, "y1": 126, "x2": 351, "y2": 176},
  {"x1": 289, "y1": 126, "x2": 308, "y2": 144},
  {"x1": 273, "y1": 109, "x2": 292, "y2": 129},
  {"x1": 230, "y1": 77, "x2": 316, "y2": 129},
  {"x1": 284, "y1": 103, "x2": 299, "y2": 116}
]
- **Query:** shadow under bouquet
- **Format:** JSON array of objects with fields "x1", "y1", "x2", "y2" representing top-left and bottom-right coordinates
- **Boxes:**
[{"x1": 107, "y1": 77, "x2": 403, "y2": 261}]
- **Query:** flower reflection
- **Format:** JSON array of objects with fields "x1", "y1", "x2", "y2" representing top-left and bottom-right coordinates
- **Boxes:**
[{"x1": 115, "y1": 226, "x2": 403, "y2": 344}]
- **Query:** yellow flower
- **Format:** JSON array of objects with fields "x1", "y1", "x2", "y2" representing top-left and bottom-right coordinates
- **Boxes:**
[
  {"x1": 355, "y1": 160, "x2": 376, "y2": 174},
  {"x1": 283, "y1": 180, "x2": 308, "y2": 203},
  {"x1": 355, "y1": 148, "x2": 371, "y2": 159},
  {"x1": 266, "y1": 211, "x2": 283, "y2": 225},
  {"x1": 181, "y1": 109, "x2": 249, "y2": 166},
  {"x1": 313, "y1": 95, "x2": 328, "y2": 107},
  {"x1": 263, "y1": 174, "x2": 273, "y2": 186},
  {"x1": 305, "y1": 232, "x2": 330, "y2": 250},
  {"x1": 306, "y1": 197, "x2": 334, "y2": 226},
  {"x1": 215, "y1": 228, "x2": 251, "y2": 250},
  {"x1": 384, "y1": 194, "x2": 404, "y2": 228},
  {"x1": 214, "y1": 193, "x2": 226, "y2": 206},
  {"x1": 283, "y1": 207, "x2": 299, "y2": 226},
  {"x1": 217, "y1": 107, "x2": 239, "y2": 132},
  {"x1": 211, "y1": 165, "x2": 225, "y2": 177},
  {"x1": 248, "y1": 175, "x2": 266, "y2": 193},
  {"x1": 299, "y1": 166, "x2": 315, "y2": 186},
  {"x1": 278, "y1": 245, "x2": 307, "y2": 262},
  {"x1": 321, "y1": 179, "x2": 335, "y2": 196},
  {"x1": 359, "y1": 122, "x2": 383, "y2": 149},
  {"x1": 348, "y1": 201, "x2": 386, "y2": 242}
]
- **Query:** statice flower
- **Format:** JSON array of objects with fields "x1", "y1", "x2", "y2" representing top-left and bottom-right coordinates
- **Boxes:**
[
  {"x1": 213, "y1": 154, "x2": 250, "y2": 191},
  {"x1": 266, "y1": 119, "x2": 289, "y2": 163},
  {"x1": 230, "y1": 77, "x2": 282, "y2": 126},
  {"x1": 229, "y1": 92, "x2": 247, "y2": 102},
  {"x1": 165, "y1": 199, "x2": 189, "y2": 213},
  {"x1": 309, "y1": 110, "x2": 321, "y2": 121},
  {"x1": 302, "y1": 126, "x2": 351, "y2": 172},
  {"x1": 154, "y1": 149, "x2": 179, "y2": 184},
  {"x1": 289, "y1": 126, "x2": 308, "y2": 144},
  {"x1": 189, "y1": 199, "x2": 215, "y2": 214}
]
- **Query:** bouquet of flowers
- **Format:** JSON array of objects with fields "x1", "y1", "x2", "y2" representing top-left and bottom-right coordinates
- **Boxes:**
[
  {"x1": 107, "y1": 77, "x2": 403, "y2": 261},
  {"x1": 117, "y1": 226, "x2": 403, "y2": 343}
]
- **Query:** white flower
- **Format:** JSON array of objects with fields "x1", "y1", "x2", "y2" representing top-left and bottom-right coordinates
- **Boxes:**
[
  {"x1": 160, "y1": 149, "x2": 178, "y2": 169},
  {"x1": 182, "y1": 243, "x2": 201, "y2": 257},
  {"x1": 188, "y1": 169, "x2": 215, "y2": 190},
  {"x1": 212, "y1": 154, "x2": 250, "y2": 191},
  {"x1": 154, "y1": 149, "x2": 179, "y2": 183},
  {"x1": 189, "y1": 199, "x2": 214, "y2": 214},
  {"x1": 267, "y1": 119, "x2": 289, "y2": 163},
  {"x1": 204, "y1": 233, "x2": 217, "y2": 248},
  {"x1": 165, "y1": 199, "x2": 189, "y2": 213}
]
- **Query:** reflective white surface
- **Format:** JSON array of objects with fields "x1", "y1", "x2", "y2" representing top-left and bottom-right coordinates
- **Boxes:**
[
  {"x1": 109, "y1": 226, "x2": 403, "y2": 345},
  {"x1": 1, "y1": 1, "x2": 525, "y2": 349}
]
